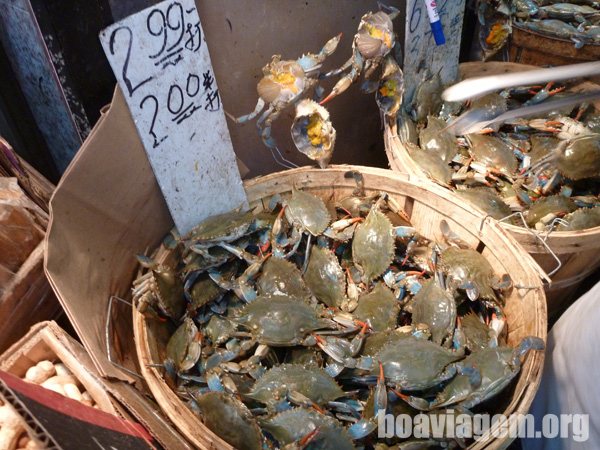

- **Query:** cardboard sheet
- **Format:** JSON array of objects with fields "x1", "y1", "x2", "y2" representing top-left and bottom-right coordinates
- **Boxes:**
[{"x1": 46, "y1": 86, "x2": 168, "y2": 383}]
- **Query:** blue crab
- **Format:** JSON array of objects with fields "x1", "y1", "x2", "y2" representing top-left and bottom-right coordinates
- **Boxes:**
[
  {"x1": 558, "y1": 206, "x2": 600, "y2": 231},
  {"x1": 132, "y1": 254, "x2": 185, "y2": 319},
  {"x1": 352, "y1": 202, "x2": 396, "y2": 282},
  {"x1": 320, "y1": 3, "x2": 400, "y2": 104},
  {"x1": 232, "y1": 293, "x2": 336, "y2": 346},
  {"x1": 260, "y1": 407, "x2": 355, "y2": 449},
  {"x1": 404, "y1": 337, "x2": 545, "y2": 411},
  {"x1": 420, "y1": 116, "x2": 459, "y2": 163},
  {"x1": 245, "y1": 364, "x2": 345, "y2": 410},
  {"x1": 188, "y1": 391, "x2": 263, "y2": 450},
  {"x1": 525, "y1": 194, "x2": 578, "y2": 229},
  {"x1": 257, "y1": 256, "x2": 311, "y2": 299},
  {"x1": 352, "y1": 281, "x2": 399, "y2": 332},
  {"x1": 407, "y1": 271, "x2": 456, "y2": 346},
  {"x1": 226, "y1": 35, "x2": 341, "y2": 166},
  {"x1": 411, "y1": 70, "x2": 443, "y2": 125},
  {"x1": 303, "y1": 244, "x2": 346, "y2": 308},
  {"x1": 524, "y1": 133, "x2": 600, "y2": 183},
  {"x1": 455, "y1": 188, "x2": 515, "y2": 223},
  {"x1": 359, "y1": 335, "x2": 464, "y2": 391}
]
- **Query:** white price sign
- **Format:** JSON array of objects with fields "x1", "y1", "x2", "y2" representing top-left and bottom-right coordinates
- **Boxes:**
[
  {"x1": 100, "y1": 0, "x2": 247, "y2": 235},
  {"x1": 403, "y1": 0, "x2": 466, "y2": 106}
]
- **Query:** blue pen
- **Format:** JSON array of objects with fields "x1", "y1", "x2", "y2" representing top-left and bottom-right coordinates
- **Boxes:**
[{"x1": 424, "y1": 0, "x2": 446, "y2": 45}]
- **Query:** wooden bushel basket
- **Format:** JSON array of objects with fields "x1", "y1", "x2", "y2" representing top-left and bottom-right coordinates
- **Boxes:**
[
  {"x1": 385, "y1": 62, "x2": 600, "y2": 320},
  {"x1": 134, "y1": 165, "x2": 547, "y2": 450}
]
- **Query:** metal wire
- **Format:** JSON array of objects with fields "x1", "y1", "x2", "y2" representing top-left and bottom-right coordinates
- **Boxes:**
[
  {"x1": 105, "y1": 296, "x2": 143, "y2": 379},
  {"x1": 479, "y1": 211, "x2": 562, "y2": 282},
  {"x1": 269, "y1": 146, "x2": 299, "y2": 169}
]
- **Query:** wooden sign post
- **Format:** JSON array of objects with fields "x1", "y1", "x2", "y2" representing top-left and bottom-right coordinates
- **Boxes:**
[
  {"x1": 100, "y1": 0, "x2": 247, "y2": 235},
  {"x1": 403, "y1": 0, "x2": 466, "y2": 107}
]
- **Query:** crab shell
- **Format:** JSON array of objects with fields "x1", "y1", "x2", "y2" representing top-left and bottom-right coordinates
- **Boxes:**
[
  {"x1": 410, "y1": 277, "x2": 456, "y2": 345},
  {"x1": 257, "y1": 256, "x2": 311, "y2": 299},
  {"x1": 525, "y1": 194, "x2": 578, "y2": 228},
  {"x1": 150, "y1": 265, "x2": 186, "y2": 319},
  {"x1": 420, "y1": 115, "x2": 459, "y2": 163},
  {"x1": 352, "y1": 206, "x2": 395, "y2": 282},
  {"x1": 467, "y1": 134, "x2": 517, "y2": 177},
  {"x1": 284, "y1": 187, "x2": 331, "y2": 236},
  {"x1": 433, "y1": 347, "x2": 521, "y2": 410},
  {"x1": 353, "y1": 281, "x2": 399, "y2": 332},
  {"x1": 246, "y1": 364, "x2": 344, "y2": 407},
  {"x1": 554, "y1": 133, "x2": 600, "y2": 180},
  {"x1": 362, "y1": 329, "x2": 412, "y2": 356},
  {"x1": 183, "y1": 207, "x2": 255, "y2": 245},
  {"x1": 166, "y1": 317, "x2": 200, "y2": 372},
  {"x1": 440, "y1": 247, "x2": 497, "y2": 301},
  {"x1": 413, "y1": 70, "x2": 443, "y2": 124},
  {"x1": 355, "y1": 11, "x2": 395, "y2": 59},
  {"x1": 190, "y1": 391, "x2": 263, "y2": 450},
  {"x1": 370, "y1": 336, "x2": 463, "y2": 391},
  {"x1": 260, "y1": 407, "x2": 355, "y2": 450},
  {"x1": 558, "y1": 206, "x2": 600, "y2": 231},
  {"x1": 291, "y1": 99, "x2": 336, "y2": 169},
  {"x1": 455, "y1": 188, "x2": 514, "y2": 223},
  {"x1": 233, "y1": 293, "x2": 334, "y2": 346},
  {"x1": 258, "y1": 56, "x2": 307, "y2": 105},
  {"x1": 407, "y1": 143, "x2": 452, "y2": 186},
  {"x1": 460, "y1": 312, "x2": 495, "y2": 352},
  {"x1": 303, "y1": 245, "x2": 346, "y2": 308}
]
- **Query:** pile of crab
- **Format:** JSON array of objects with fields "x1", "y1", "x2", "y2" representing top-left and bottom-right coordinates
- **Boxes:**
[
  {"x1": 468, "y1": 0, "x2": 600, "y2": 61},
  {"x1": 132, "y1": 179, "x2": 544, "y2": 449},
  {"x1": 398, "y1": 73, "x2": 600, "y2": 233}
]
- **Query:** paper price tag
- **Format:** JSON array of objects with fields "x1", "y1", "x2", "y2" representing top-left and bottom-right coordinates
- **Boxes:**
[
  {"x1": 100, "y1": 0, "x2": 247, "y2": 235},
  {"x1": 403, "y1": 0, "x2": 466, "y2": 107}
]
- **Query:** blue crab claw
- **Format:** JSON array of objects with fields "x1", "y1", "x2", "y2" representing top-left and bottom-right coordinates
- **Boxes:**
[
  {"x1": 207, "y1": 370, "x2": 224, "y2": 392},
  {"x1": 327, "y1": 401, "x2": 362, "y2": 420},
  {"x1": 374, "y1": 362, "x2": 388, "y2": 416},
  {"x1": 460, "y1": 280, "x2": 479, "y2": 301},
  {"x1": 348, "y1": 417, "x2": 377, "y2": 439},
  {"x1": 396, "y1": 391, "x2": 430, "y2": 411},
  {"x1": 319, "y1": 50, "x2": 365, "y2": 105},
  {"x1": 272, "y1": 395, "x2": 294, "y2": 412},
  {"x1": 440, "y1": 220, "x2": 471, "y2": 249},
  {"x1": 491, "y1": 274, "x2": 513, "y2": 292},
  {"x1": 459, "y1": 364, "x2": 481, "y2": 388},
  {"x1": 394, "y1": 226, "x2": 418, "y2": 239},
  {"x1": 378, "y1": 1, "x2": 401, "y2": 20},
  {"x1": 282, "y1": 426, "x2": 321, "y2": 450},
  {"x1": 515, "y1": 336, "x2": 545, "y2": 356},
  {"x1": 136, "y1": 254, "x2": 157, "y2": 269}
]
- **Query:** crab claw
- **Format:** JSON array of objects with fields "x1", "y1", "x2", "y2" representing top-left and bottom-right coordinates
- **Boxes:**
[
  {"x1": 319, "y1": 77, "x2": 353, "y2": 105},
  {"x1": 395, "y1": 390, "x2": 430, "y2": 411},
  {"x1": 282, "y1": 426, "x2": 321, "y2": 450},
  {"x1": 348, "y1": 417, "x2": 377, "y2": 439},
  {"x1": 459, "y1": 364, "x2": 481, "y2": 388},
  {"x1": 374, "y1": 362, "x2": 388, "y2": 416},
  {"x1": 515, "y1": 336, "x2": 545, "y2": 356}
]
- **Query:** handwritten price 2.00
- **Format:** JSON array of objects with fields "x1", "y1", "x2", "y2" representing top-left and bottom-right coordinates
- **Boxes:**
[{"x1": 140, "y1": 71, "x2": 221, "y2": 148}]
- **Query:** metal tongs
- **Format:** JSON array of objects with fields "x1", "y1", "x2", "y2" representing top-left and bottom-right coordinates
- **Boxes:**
[{"x1": 441, "y1": 61, "x2": 600, "y2": 135}]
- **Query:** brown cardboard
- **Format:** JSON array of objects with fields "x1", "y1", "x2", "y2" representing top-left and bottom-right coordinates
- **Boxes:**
[
  {"x1": 45, "y1": 85, "x2": 248, "y2": 384},
  {"x1": 45, "y1": 86, "x2": 170, "y2": 384}
]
